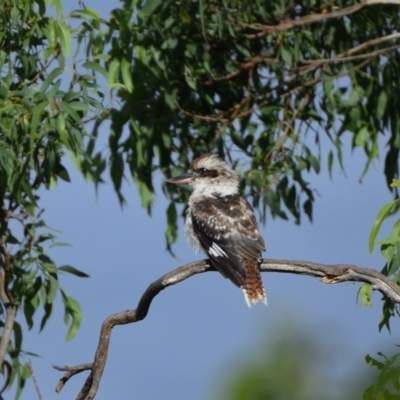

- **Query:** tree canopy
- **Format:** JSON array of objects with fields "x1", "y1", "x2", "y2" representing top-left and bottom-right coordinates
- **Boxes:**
[{"x1": 1, "y1": 0, "x2": 400, "y2": 398}]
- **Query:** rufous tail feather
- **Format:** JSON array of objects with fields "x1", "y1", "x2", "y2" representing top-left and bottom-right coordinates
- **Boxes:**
[{"x1": 242, "y1": 259, "x2": 267, "y2": 307}]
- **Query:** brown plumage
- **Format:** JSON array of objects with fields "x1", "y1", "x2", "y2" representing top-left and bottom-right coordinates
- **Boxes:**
[
  {"x1": 242, "y1": 259, "x2": 266, "y2": 305},
  {"x1": 167, "y1": 153, "x2": 267, "y2": 306}
]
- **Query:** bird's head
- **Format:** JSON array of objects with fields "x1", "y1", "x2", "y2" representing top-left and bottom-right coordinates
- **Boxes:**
[{"x1": 167, "y1": 153, "x2": 239, "y2": 196}]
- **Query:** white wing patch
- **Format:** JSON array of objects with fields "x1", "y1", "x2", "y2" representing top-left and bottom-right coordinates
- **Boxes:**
[{"x1": 208, "y1": 242, "x2": 228, "y2": 258}]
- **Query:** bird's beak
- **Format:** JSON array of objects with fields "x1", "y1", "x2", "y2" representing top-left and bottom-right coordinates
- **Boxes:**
[{"x1": 166, "y1": 173, "x2": 194, "y2": 185}]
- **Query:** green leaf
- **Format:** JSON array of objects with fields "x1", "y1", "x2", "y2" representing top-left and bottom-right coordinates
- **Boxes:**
[
  {"x1": 30, "y1": 101, "x2": 47, "y2": 138},
  {"x1": 366, "y1": 354, "x2": 385, "y2": 370},
  {"x1": 63, "y1": 295, "x2": 82, "y2": 342},
  {"x1": 47, "y1": 275, "x2": 59, "y2": 304},
  {"x1": 379, "y1": 300, "x2": 394, "y2": 332},
  {"x1": 55, "y1": 21, "x2": 72, "y2": 56},
  {"x1": 136, "y1": 180, "x2": 154, "y2": 211},
  {"x1": 56, "y1": 163, "x2": 71, "y2": 182},
  {"x1": 199, "y1": 0, "x2": 206, "y2": 37},
  {"x1": 24, "y1": 294, "x2": 40, "y2": 330},
  {"x1": 327, "y1": 150, "x2": 334, "y2": 179},
  {"x1": 391, "y1": 179, "x2": 400, "y2": 188},
  {"x1": 70, "y1": 4, "x2": 101, "y2": 20},
  {"x1": 369, "y1": 201, "x2": 397, "y2": 253},
  {"x1": 47, "y1": 0, "x2": 63, "y2": 18},
  {"x1": 58, "y1": 265, "x2": 90, "y2": 277},
  {"x1": 107, "y1": 59, "x2": 120, "y2": 88},
  {"x1": 39, "y1": 302, "x2": 53, "y2": 332},
  {"x1": 140, "y1": 0, "x2": 164, "y2": 16},
  {"x1": 121, "y1": 58, "x2": 133, "y2": 92},
  {"x1": 357, "y1": 283, "x2": 372, "y2": 307},
  {"x1": 40, "y1": 67, "x2": 63, "y2": 94},
  {"x1": 13, "y1": 321, "x2": 23, "y2": 350},
  {"x1": 281, "y1": 47, "x2": 292, "y2": 65},
  {"x1": 309, "y1": 155, "x2": 320, "y2": 173},
  {"x1": 376, "y1": 90, "x2": 388, "y2": 120},
  {"x1": 82, "y1": 61, "x2": 108, "y2": 80},
  {"x1": 60, "y1": 101, "x2": 81, "y2": 123},
  {"x1": 56, "y1": 112, "x2": 68, "y2": 145}
]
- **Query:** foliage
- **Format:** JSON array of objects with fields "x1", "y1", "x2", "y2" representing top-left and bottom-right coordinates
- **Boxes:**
[
  {"x1": 215, "y1": 320, "x2": 371, "y2": 400},
  {"x1": 0, "y1": 0, "x2": 104, "y2": 395},
  {"x1": 95, "y1": 0, "x2": 400, "y2": 249},
  {"x1": 1, "y1": 0, "x2": 400, "y2": 397},
  {"x1": 364, "y1": 352, "x2": 400, "y2": 400},
  {"x1": 358, "y1": 179, "x2": 400, "y2": 399},
  {"x1": 358, "y1": 179, "x2": 400, "y2": 331}
]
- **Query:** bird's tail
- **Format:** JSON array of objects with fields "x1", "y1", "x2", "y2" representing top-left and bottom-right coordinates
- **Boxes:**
[{"x1": 242, "y1": 259, "x2": 267, "y2": 307}]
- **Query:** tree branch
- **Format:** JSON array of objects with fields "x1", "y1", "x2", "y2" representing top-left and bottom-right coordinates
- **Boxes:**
[
  {"x1": 54, "y1": 258, "x2": 400, "y2": 400},
  {"x1": 28, "y1": 360, "x2": 43, "y2": 400},
  {"x1": 53, "y1": 363, "x2": 93, "y2": 394},
  {"x1": 29, "y1": 43, "x2": 61, "y2": 85},
  {"x1": 232, "y1": 0, "x2": 400, "y2": 39}
]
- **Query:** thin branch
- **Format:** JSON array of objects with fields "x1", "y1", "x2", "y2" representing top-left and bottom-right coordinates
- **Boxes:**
[
  {"x1": 28, "y1": 360, "x2": 43, "y2": 400},
  {"x1": 29, "y1": 44, "x2": 61, "y2": 85},
  {"x1": 337, "y1": 32, "x2": 400, "y2": 57},
  {"x1": 185, "y1": 40, "x2": 396, "y2": 126},
  {"x1": 300, "y1": 44, "x2": 400, "y2": 66},
  {"x1": 182, "y1": 3, "x2": 400, "y2": 125},
  {"x1": 10, "y1": 214, "x2": 34, "y2": 239},
  {"x1": 180, "y1": 108, "x2": 229, "y2": 123},
  {"x1": 232, "y1": 0, "x2": 400, "y2": 39},
  {"x1": 203, "y1": 56, "x2": 279, "y2": 85},
  {"x1": 54, "y1": 258, "x2": 400, "y2": 400},
  {"x1": 53, "y1": 363, "x2": 93, "y2": 394}
]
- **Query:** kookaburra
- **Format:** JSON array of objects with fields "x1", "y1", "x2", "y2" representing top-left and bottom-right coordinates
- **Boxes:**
[{"x1": 167, "y1": 153, "x2": 267, "y2": 306}]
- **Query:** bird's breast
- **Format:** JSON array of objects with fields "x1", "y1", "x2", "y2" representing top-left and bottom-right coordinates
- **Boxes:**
[{"x1": 184, "y1": 211, "x2": 201, "y2": 253}]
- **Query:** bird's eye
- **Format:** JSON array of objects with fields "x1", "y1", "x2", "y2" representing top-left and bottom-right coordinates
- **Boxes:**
[{"x1": 198, "y1": 167, "x2": 208, "y2": 174}]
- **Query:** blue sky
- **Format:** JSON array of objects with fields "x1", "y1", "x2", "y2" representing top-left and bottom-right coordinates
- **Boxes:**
[
  {"x1": 8, "y1": 1, "x2": 400, "y2": 399},
  {"x1": 16, "y1": 128, "x2": 399, "y2": 400}
]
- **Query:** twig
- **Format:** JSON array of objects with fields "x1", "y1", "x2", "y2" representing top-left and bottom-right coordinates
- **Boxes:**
[
  {"x1": 333, "y1": 32, "x2": 400, "y2": 58},
  {"x1": 53, "y1": 363, "x2": 93, "y2": 394},
  {"x1": 300, "y1": 44, "x2": 400, "y2": 66},
  {"x1": 230, "y1": 1, "x2": 400, "y2": 39},
  {"x1": 180, "y1": 108, "x2": 229, "y2": 123},
  {"x1": 203, "y1": 56, "x2": 279, "y2": 85},
  {"x1": 29, "y1": 44, "x2": 62, "y2": 85},
  {"x1": 53, "y1": 258, "x2": 400, "y2": 400},
  {"x1": 28, "y1": 360, "x2": 43, "y2": 400},
  {"x1": 10, "y1": 214, "x2": 34, "y2": 239}
]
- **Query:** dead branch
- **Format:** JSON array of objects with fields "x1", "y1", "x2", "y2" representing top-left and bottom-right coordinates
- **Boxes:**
[
  {"x1": 53, "y1": 258, "x2": 400, "y2": 400},
  {"x1": 53, "y1": 364, "x2": 93, "y2": 394},
  {"x1": 28, "y1": 360, "x2": 43, "y2": 400}
]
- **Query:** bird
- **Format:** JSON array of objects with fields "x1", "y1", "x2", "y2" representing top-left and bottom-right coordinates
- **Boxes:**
[{"x1": 167, "y1": 153, "x2": 267, "y2": 306}]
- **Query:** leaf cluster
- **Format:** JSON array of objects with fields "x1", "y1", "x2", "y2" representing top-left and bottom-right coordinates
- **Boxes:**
[
  {"x1": 85, "y1": 0, "x2": 400, "y2": 248},
  {"x1": 0, "y1": 0, "x2": 104, "y2": 396},
  {"x1": 358, "y1": 180, "x2": 400, "y2": 332},
  {"x1": 2, "y1": 0, "x2": 400, "y2": 396},
  {"x1": 364, "y1": 352, "x2": 400, "y2": 400}
]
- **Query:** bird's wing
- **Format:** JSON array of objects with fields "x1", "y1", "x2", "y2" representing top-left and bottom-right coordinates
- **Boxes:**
[{"x1": 191, "y1": 195, "x2": 265, "y2": 288}]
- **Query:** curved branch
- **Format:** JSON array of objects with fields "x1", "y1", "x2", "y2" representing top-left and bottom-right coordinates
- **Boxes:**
[
  {"x1": 53, "y1": 259, "x2": 400, "y2": 400},
  {"x1": 53, "y1": 364, "x2": 93, "y2": 395}
]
